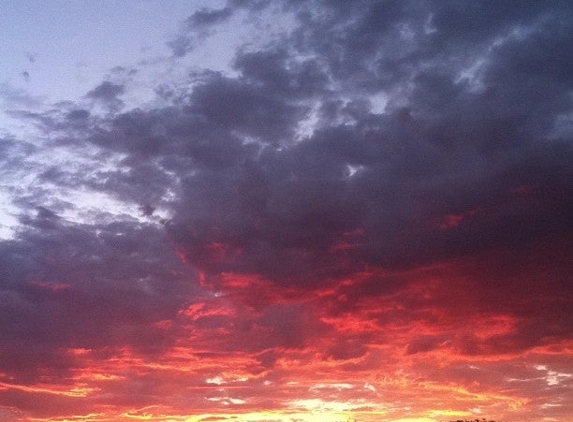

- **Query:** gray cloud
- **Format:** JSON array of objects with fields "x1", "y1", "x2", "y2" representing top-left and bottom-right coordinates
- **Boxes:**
[{"x1": 0, "y1": 1, "x2": 572, "y2": 420}]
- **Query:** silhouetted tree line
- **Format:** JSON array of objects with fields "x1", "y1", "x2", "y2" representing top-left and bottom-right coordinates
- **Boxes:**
[{"x1": 448, "y1": 419, "x2": 506, "y2": 422}]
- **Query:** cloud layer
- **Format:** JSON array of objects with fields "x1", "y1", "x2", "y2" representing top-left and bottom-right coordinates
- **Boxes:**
[{"x1": 1, "y1": 1, "x2": 572, "y2": 421}]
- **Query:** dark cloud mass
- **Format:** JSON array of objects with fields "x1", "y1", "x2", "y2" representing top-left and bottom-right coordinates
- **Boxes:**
[{"x1": 1, "y1": 1, "x2": 572, "y2": 421}]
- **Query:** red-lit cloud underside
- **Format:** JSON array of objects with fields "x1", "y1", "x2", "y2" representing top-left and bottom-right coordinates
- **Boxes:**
[{"x1": 1, "y1": 230, "x2": 571, "y2": 422}]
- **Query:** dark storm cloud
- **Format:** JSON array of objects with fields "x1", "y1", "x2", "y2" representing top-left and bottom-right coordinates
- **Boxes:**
[
  {"x1": 156, "y1": 2, "x2": 573, "y2": 357},
  {"x1": 187, "y1": 71, "x2": 309, "y2": 141},
  {"x1": 66, "y1": 0, "x2": 572, "y2": 292},
  {"x1": 1, "y1": 0, "x2": 572, "y2": 406},
  {"x1": 233, "y1": 48, "x2": 329, "y2": 99},
  {"x1": 0, "y1": 208, "x2": 198, "y2": 382}
]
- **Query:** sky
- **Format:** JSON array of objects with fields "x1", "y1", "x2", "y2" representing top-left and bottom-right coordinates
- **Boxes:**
[{"x1": 0, "y1": 1, "x2": 572, "y2": 422}]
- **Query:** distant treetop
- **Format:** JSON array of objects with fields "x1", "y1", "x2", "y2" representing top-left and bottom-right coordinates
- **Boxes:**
[{"x1": 448, "y1": 419, "x2": 506, "y2": 422}]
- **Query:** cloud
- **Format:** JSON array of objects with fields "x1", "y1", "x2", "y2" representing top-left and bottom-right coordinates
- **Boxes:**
[
  {"x1": 0, "y1": 0, "x2": 572, "y2": 421},
  {"x1": 0, "y1": 83, "x2": 43, "y2": 109},
  {"x1": 168, "y1": 6, "x2": 233, "y2": 57},
  {"x1": 85, "y1": 81, "x2": 125, "y2": 111}
]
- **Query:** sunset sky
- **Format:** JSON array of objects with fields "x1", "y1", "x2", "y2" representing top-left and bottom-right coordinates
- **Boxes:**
[{"x1": 1, "y1": 1, "x2": 572, "y2": 422}]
